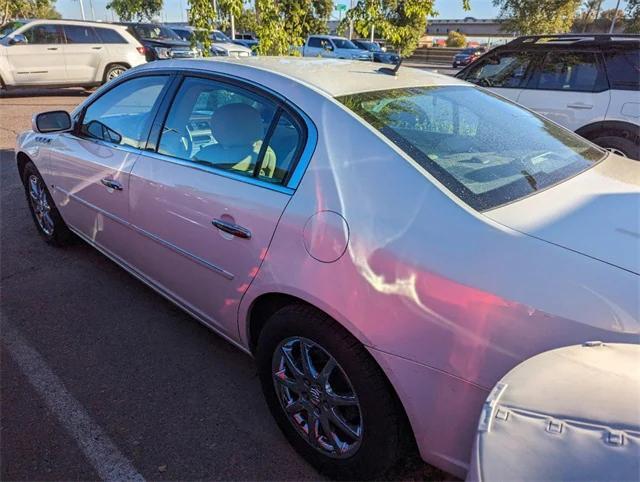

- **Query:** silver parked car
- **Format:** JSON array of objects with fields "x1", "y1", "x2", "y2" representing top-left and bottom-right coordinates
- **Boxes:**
[{"x1": 15, "y1": 58, "x2": 640, "y2": 479}]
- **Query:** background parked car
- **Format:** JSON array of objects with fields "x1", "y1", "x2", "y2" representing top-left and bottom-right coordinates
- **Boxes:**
[
  {"x1": 301, "y1": 35, "x2": 371, "y2": 60},
  {"x1": 210, "y1": 30, "x2": 252, "y2": 57},
  {"x1": 0, "y1": 19, "x2": 145, "y2": 90},
  {"x1": 352, "y1": 39, "x2": 399, "y2": 64},
  {"x1": 456, "y1": 34, "x2": 640, "y2": 159},
  {"x1": 452, "y1": 47, "x2": 487, "y2": 68},
  {"x1": 233, "y1": 32, "x2": 258, "y2": 51},
  {"x1": 119, "y1": 22, "x2": 200, "y2": 61}
]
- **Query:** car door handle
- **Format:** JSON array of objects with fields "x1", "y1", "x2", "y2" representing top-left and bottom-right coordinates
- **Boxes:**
[
  {"x1": 92, "y1": 46, "x2": 103, "y2": 50},
  {"x1": 100, "y1": 178, "x2": 123, "y2": 191},
  {"x1": 47, "y1": 47, "x2": 58, "y2": 51},
  {"x1": 212, "y1": 219, "x2": 251, "y2": 239},
  {"x1": 567, "y1": 102, "x2": 593, "y2": 110}
]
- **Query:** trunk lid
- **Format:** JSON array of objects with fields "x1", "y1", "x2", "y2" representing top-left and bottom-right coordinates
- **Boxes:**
[{"x1": 484, "y1": 153, "x2": 640, "y2": 274}]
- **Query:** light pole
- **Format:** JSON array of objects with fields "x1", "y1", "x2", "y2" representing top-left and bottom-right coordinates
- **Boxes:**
[
  {"x1": 78, "y1": 0, "x2": 86, "y2": 20},
  {"x1": 609, "y1": 0, "x2": 621, "y2": 33}
]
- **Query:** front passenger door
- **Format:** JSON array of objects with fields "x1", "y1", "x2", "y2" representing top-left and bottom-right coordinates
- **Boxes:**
[{"x1": 48, "y1": 74, "x2": 172, "y2": 256}]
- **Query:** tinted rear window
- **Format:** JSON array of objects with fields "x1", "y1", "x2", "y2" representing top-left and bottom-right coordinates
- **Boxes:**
[
  {"x1": 339, "y1": 86, "x2": 604, "y2": 211},
  {"x1": 95, "y1": 27, "x2": 126, "y2": 44},
  {"x1": 604, "y1": 49, "x2": 640, "y2": 91}
]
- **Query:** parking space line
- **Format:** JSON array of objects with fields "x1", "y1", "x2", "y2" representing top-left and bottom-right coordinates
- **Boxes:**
[{"x1": 2, "y1": 321, "x2": 145, "y2": 482}]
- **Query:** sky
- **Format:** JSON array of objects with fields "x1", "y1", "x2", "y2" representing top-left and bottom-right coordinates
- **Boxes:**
[{"x1": 56, "y1": 0, "x2": 626, "y2": 24}]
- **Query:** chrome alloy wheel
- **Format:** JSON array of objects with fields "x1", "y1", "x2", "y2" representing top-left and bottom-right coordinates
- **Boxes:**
[
  {"x1": 606, "y1": 147, "x2": 628, "y2": 158},
  {"x1": 28, "y1": 174, "x2": 54, "y2": 236},
  {"x1": 272, "y1": 337, "x2": 363, "y2": 458},
  {"x1": 107, "y1": 67, "x2": 126, "y2": 81}
]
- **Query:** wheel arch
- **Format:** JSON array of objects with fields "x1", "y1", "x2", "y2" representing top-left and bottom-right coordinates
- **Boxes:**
[
  {"x1": 102, "y1": 62, "x2": 131, "y2": 82},
  {"x1": 576, "y1": 120, "x2": 640, "y2": 143},
  {"x1": 16, "y1": 151, "x2": 32, "y2": 181}
]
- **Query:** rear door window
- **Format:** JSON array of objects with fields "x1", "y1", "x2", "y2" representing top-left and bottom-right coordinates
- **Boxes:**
[
  {"x1": 603, "y1": 49, "x2": 640, "y2": 91},
  {"x1": 63, "y1": 25, "x2": 100, "y2": 44},
  {"x1": 308, "y1": 37, "x2": 322, "y2": 48},
  {"x1": 531, "y1": 51, "x2": 607, "y2": 92},
  {"x1": 463, "y1": 51, "x2": 535, "y2": 88}
]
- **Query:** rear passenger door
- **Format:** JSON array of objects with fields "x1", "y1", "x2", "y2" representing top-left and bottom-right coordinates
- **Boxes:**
[
  {"x1": 602, "y1": 48, "x2": 640, "y2": 124},
  {"x1": 62, "y1": 25, "x2": 104, "y2": 83},
  {"x1": 305, "y1": 37, "x2": 324, "y2": 57},
  {"x1": 128, "y1": 74, "x2": 308, "y2": 339},
  {"x1": 517, "y1": 50, "x2": 610, "y2": 131},
  {"x1": 458, "y1": 50, "x2": 536, "y2": 103}
]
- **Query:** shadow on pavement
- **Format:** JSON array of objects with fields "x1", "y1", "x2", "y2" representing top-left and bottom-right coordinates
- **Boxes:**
[{"x1": 0, "y1": 87, "x2": 90, "y2": 99}]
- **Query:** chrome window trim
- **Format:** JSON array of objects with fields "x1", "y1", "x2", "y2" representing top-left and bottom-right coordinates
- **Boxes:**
[{"x1": 55, "y1": 185, "x2": 235, "y2": 281}]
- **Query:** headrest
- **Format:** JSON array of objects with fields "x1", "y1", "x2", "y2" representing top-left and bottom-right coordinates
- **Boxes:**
[{"x1": 210, "y1": 103, "x2": 264, "y2": 148}]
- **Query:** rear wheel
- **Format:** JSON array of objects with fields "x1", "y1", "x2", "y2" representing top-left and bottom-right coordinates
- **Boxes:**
[
  {"x1": 591, "y1": 135, "x2": 639, "y2": 161},
  {"x1": 256, "y1": 304, "x2": 405, "y2": 480},
  {"x1": 104, "y1": 63, "x2": 128, "y2": 83},
  {"x1": 22, "y1": 161, "x2": 73, "y2": 246}
]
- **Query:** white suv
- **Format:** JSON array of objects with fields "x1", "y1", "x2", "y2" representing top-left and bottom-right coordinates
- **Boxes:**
[
  {"x1": 0, "y1": 19, "x2": 146, "y2": 90},
  {"x1": 456, "y1": 34, "x2": 640, "y2": 160}
]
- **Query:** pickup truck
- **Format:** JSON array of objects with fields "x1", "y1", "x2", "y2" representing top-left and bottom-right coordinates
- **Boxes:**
[{"x1": 301, "y1": 35, "x2": 371, "y2": 60}]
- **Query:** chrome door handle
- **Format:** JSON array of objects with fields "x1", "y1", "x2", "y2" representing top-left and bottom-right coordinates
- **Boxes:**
[
  {"x1": 91, "y1": 46, "x2": 103, "y2": 50},
  {"x1": 212, "y1": 219, "x2": 251, "y2": 239},
  {"x1": 47, "y1": 47, "x2": 58, "y2": 51},
  {"x1": 100, "y1": 178, "x2": 123, "y2": 191},
  {"x1": 567, "y1": 102, "x2": 593, "y2": 109}
]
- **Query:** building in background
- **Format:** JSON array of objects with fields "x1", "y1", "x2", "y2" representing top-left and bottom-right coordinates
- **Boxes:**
[{"x1": 426, "y1": 17, "x2": 517, "y2": 46}]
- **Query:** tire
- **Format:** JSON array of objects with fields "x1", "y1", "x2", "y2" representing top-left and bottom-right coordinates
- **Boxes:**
[
  {"x1": 591, "y1": 135, "x2": 640, "y2": 161},
  {"x1": 103, "y1": 63, "x2": 128, "y2": 83},
  {"x1": 22, "y1": 161, "x2": 73, "y2": 246},
  {"x1": 256, "y1": 304, "x2": 404, "y2": 480}
]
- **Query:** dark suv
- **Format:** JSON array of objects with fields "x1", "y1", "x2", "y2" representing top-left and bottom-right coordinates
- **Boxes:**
[
  {"x1": 119, "y1": 22, "x2": 199, "y2": 61},
  {"x1": 456, "y1": 34, "x2": 640, "y2": 159}
]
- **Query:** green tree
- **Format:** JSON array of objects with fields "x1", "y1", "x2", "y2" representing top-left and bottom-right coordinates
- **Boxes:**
[
  {"x1": 625, "y1": 0, "x2": 640, "y2": 33},
  {"x1": 187, "y1": 0, "x2": 216, "y2": 53},
  {"x1": 493, "y1": 0, "x2": 582, "y2": 34},
  {"x1": 1, "y1": 0, "x2": 60, "y2": 24},
  {"x1": 446, "y1": 30, "x2": 467, "y2": 47},
  {"x1": 254, "y1": 0, "x2": 332, "y2": 55},
  {"x1": 341, "y1": 0, "x2": 471, "y2": 58},
  {"x1": 235, "y1": 8, "x2": 258, "y2": 34},
  {"x1": 254, "y1": 0, "x2": 287, "y2": 55},
  {"x1": 106, "y1": 0, "x2": 162, "y2": 21}
]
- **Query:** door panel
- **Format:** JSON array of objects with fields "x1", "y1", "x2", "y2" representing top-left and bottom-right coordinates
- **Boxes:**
[
  {"x1": 63, "y1": 25, "x2": 104, "y2": 83},
  {"x1": 517, "y1": 51, "x2": 610, "y2": 131},
  {"x1": 129, "y1": 156, "x2": 290, "y2": 338},
  {"x1": 7, "y1": 24, "x2": 65, "y2": 84},
  {"x1": 49, "y1": 135, "x2": 138, "y2": 254}
]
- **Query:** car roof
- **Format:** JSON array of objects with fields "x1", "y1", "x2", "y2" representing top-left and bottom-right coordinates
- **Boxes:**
[
  {"x1": 308, "y1": 34, "x2": 348, "y2": 40},
  {"x1": 14, "y1": 18, "x2": 127, "y2": 29},
  {"x1": 137, "y1": 56, "x2": 468, "y2": 97}
]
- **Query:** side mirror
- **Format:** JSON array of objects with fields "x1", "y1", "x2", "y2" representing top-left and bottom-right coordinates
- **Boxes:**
[
  {"x1": 9, "y1": 34, "x2": 27, "y2": 45},
  {"x1": 33, "y1": 110, "x2": 72, "y2": 133}
]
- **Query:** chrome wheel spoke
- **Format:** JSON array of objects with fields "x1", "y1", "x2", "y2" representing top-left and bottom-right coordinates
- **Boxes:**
[
  {"x1": 328, "y1": 408, "x2": 360, "y2": 440},
  {"x1": 326, "y1": 390, "x2": 358, "y2": 406},
  {"x1": 317, "y1": 358, "x2": 336, "y2": 386},
  {"x1": 281, "y1": 346, "x2": 305, "y2": 382},
  {"x1": 307, "y1": 409, "x2": 321, "y2": 446},
  {"x1": 299, "y1": 341, "x2": 315, "y2": 380},
  {"x1": 320, "y1": 408, "x2": 342, "y2": 453},
  {"x1": 284, "y1": 399, "x2": 305, "y2": 415},
  {"x1": 274, "y1": 369, "x2": 302, "y2": 394}
]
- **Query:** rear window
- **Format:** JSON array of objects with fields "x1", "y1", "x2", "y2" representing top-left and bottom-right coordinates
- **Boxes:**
[
  {"x1": 604, "y1": 49, "x2": 640, "y2": 91},
  {"x1": 95, "y1": 27, "x2": 126, "y2": 44},
  {"x1": 339, "y1": 86, "x2": 604, "y2": 211}
]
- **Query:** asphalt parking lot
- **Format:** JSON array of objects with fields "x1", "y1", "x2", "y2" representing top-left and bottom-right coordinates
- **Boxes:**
[{"x1": 0, "y1": 87, "x2": 453, "y2": 481}]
